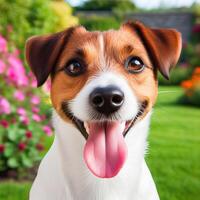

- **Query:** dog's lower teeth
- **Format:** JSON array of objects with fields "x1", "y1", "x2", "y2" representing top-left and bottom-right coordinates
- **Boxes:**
[{"x1": 84, "y1": 122, "x2": 89, "y2": 134}]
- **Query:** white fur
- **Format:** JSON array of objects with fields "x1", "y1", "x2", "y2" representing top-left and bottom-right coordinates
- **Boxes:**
[
  {"x1": 30, "y1": 111, "x2": 159, "y2": 200},
  {"x1": 29, "y1": 72, "x2": 160, "y2": 200}
]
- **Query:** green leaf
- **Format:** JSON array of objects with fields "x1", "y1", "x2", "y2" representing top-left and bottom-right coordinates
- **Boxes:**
[
  {"x1": 21, "y1": 154, "x2": 33, "y2": 168},
  {"x1": 7, "y1": 125, "x2": 18, "y2": 141},
  {"x1": 0, "y1": 127, "x2": 6, "y2": 141},
  {"x1": 8, "y1": 157, "x2": 19, "y2": 168},
  {"x1": 4, "y1": 143, "x2": 15, "y2": 157}
]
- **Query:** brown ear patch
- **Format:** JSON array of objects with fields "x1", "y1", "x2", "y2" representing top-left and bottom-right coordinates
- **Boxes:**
[
  {"x1": 25, "y1": 27, "x2": 75, "y2": 87},
  {"x1": 124, "y1": 21, "x2": 182, "y2": 79}
]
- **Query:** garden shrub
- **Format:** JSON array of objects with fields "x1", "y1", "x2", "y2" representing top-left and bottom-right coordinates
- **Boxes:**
[
  {"x1": 0, "y1": 0, "x2": 78, "y2": 52},
  {"x1": 0, "y1": 34, "x2": 52, "y2": 175},
  {"x1": 76, "y1": 0, "x2": 136, "y2": 12},
  {"x1": 158, "y1": 65, "x2": 192, "y2": 85},
  {"x1": 0, "y1": 0, "x2": 56, "y2": 51},
  {"x1": 50, "y1": 0, "x2": 78, "y2": 32},
  {"x1": 79, "y1": 15, "x2": 120, "y2": 31},
  {"x1": 180, "y1": 67, "x2": 200, "y2": 106}
]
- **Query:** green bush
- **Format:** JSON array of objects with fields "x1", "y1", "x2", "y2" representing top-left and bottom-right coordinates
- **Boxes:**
[
  {"x1": 0, "y1": 0, "x2": 57, "y2": 51},
  {"x1": 185, "y1": 87, "x2": 200, "y2": 106},
  {"x1": 76, "y1": 0, "x2": 136, "y2": 12},
  {"x1": 80, "y1": 15, "x2": 120, "y2": 31},
  {"x1": 50, "y1": 0, "x2": 78, "y2": 32},
  {"x1": 158, "y1": 66, "x2": 192, "y2": 85},
  {"x1": 182, "y1": 43, "x2": 200, "y2": 68}
]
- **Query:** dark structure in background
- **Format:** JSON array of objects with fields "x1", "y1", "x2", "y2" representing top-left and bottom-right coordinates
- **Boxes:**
[
  {"x1": 126, "y1": 12, "x2": 194, "y2": 43},
  {"x1": 76, "y1": 11, "x2": 194, "y2": 43}
]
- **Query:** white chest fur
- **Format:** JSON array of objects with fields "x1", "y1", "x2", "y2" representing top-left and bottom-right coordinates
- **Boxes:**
[{"x1": 29, "y1": 110, "x2": 159, "y2": 200}]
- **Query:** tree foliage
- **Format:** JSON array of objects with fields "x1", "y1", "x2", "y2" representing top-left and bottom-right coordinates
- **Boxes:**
[
  {"x1": 0, "y1": 0, "x2": 56, "y2": 50},
  {"x1": 0, "y1": 0, "x2": 78, "y2": 50},
  {"x1": 50, "y1": 0, "x2": 78, "y2": 32},
  {"x1": 76, "y1": 0, "x2": 136, "y2": 12}
]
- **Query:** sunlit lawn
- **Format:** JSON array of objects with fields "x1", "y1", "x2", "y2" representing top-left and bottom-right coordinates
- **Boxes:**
[
  {"x1": 147, "y1": 86, "x2": 200, "y2": 200},
  {"x1": 0, "y1": 86, "x2": 200, "y2": 200}
]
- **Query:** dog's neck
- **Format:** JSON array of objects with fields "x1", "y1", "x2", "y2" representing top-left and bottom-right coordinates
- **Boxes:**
[{"x1": 52, "y1": 110, "x2": 151, "y2": 200}]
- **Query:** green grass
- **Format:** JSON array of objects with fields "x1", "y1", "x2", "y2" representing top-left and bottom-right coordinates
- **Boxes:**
[
  {"x1": 0, "y1": 86, "x2": 200, "y2": 200},
  {"x1": 0, "y1": 181, "x2": 31, "y2": 200},
  {"x1": 147, "y1": 86, "x2": 200, "y2": 200}
]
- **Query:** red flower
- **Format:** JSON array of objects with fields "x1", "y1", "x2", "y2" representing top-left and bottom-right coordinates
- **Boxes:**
[
  {"x1": 36, "y1": 143, "x2": 44, "y2": 151},
  {"x1": 181, "y1": 80, "x2": 193, "y2": 89},
  {"x1": 0, "y1": 119, "x2": 9, "y2": 128},
  {"x1": 194, "y1": 67, "x2": 200, "y2": 75},
  {"x1": 25, "y1": 131, "x2": 32, "y2": 139},
  {"x1": 18, "y1": 142, "x2": 26, "y2": 151},
  {"x1": 192, "y1": 24, "x2": 200, "y2": 33},
  {"x1": 0, "y1": 144, "x2": 5, "y2": 153}
]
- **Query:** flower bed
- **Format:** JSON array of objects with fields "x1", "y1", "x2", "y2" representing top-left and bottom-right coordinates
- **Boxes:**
[
  {"x1": 0, "y1": 34, "x2": 52, "y2": 176},
  {"x1": 181, "y1": 67, "x2": 200, "y2": 106}
]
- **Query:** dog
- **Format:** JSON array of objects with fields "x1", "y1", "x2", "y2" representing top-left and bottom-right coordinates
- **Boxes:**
[{"x1": 25, "y1": 21, "x2": 182, "y2": 200}]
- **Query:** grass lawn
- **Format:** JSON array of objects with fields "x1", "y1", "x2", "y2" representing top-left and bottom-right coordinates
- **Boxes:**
[
  {"x1": 0, "y1": 86, "x2": 200, "y2": 200},
  {"x1": 147, "y1": 86, "x2": 200, "y2": 200}
]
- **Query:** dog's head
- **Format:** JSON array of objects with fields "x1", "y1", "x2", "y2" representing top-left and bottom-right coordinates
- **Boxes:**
[{"x1": 25, "y1": 21, "x2": 182, "y2": 178}]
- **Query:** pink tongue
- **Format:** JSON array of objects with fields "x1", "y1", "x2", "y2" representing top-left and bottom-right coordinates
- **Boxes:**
[{"x1": 83, "y1": 122, "x2": 127, "y2": 178}]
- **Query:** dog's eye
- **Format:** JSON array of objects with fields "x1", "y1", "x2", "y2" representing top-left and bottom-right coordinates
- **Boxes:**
[
  {"x1": 64, "y1": 60, "x2": 85, "y2": 76},
  {"x1": 125, "y1": 56, "x2": 145, "y2": 73}
]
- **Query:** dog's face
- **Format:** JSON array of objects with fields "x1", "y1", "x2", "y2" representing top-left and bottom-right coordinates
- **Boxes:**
[{"x1": 26, "y1": 21, "x2": 182, "y2": 178}]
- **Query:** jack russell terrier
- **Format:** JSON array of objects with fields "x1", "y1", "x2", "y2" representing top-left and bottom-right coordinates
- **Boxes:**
[{"x1": 25, "y1": 21, "x2": 182, "y2": 200}]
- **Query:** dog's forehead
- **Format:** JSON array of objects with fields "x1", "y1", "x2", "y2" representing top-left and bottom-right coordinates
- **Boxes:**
[
  {"x1": 70, "y1": 26, "x2": 143, "y2": 50},
  {"x1": 58, "y1": 26, "x2": 149, "y2": 68}
]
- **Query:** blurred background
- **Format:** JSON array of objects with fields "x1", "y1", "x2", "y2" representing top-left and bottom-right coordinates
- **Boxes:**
[{"x1": 0, "y1": 0, "x2": 200, "y2": 199}]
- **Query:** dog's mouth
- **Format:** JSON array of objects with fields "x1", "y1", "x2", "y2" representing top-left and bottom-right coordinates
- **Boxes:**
[{"x1": 61, "y1": 101, "x2": 147, "y2": 178}]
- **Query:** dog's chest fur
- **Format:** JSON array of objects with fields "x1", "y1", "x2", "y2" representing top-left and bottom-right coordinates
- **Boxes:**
[{"x1": 30, "y1": 111, "x2": 159, "y2": 200}]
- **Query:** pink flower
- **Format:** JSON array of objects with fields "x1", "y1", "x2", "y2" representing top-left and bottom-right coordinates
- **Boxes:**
[
  {"x1": 18, "y1": 111, "x2": 29, "y2": 125},
  {"x1": 0, "y1": 120, "x2": 9, "y2": 128},
  {"x1": 6, "y1": 66, "x2": 17, "y2": 83},
  {"x1": 0, "y1": 35, "x2": 7, "y2": 53},
  {"x1": 31, "y1": 95, "x2": 40, "y2": 105},
  {"x1": 43, "y1": 125, "x2": 52, "y2": 136},
  {"x1": 0, "y1": 60, "x2": 6, "y2": 74},
  {"x1": 43, "y1": 78, "x2": 51, "y2": 93},
  {"x1": 20, "y1": 115, "x2": 29, "y2": 125},
  {"x1": 41, "y1": 114, "x2": 46, "y2": 120},
  {"x1": 27, "y1": 72, "x2": 37, "y2": 88},
  {"x1": 14, "y1": 90, "x2": 25, "y2": 101},
  {"x1": 32, "y1": 114, "x2": 41, "y2": 122},
  {"x1": 32, "y1": 106, "x2": 39, "y2": 113},
  {"x1": 0, "y1": 97, "x2": 11, "y2": 114},
  {"x1": 31, "y1": 78, "x2": 37, "y2": 88},
  {"x1": 17, "y1": 107, "x2": 26, "y2": 116},
  {"x1": 7, "y1": 54, "x2": 28, "y2": 86}
]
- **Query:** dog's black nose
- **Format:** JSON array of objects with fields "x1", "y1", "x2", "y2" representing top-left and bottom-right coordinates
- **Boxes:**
[{"x1": 89, "y1": 85, "x2": 124, "y2": 115}]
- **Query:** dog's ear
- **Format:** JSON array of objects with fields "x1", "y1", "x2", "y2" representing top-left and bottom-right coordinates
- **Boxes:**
[
  {"x1": 124, "y1": 21, "x2": 182, "y2": 79},
  {"x1": 25, "y1": 27, "x2": 75, "y2": 87}
]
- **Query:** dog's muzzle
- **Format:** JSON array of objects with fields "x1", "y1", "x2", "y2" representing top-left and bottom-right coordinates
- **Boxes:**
[{"x1": 61, "y1": 85, "x2": 148, "y2": 178}]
